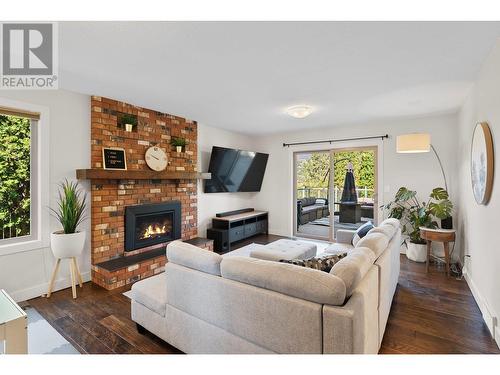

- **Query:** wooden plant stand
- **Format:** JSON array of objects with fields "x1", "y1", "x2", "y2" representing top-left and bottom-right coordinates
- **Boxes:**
[{"x1": 47, "y1": 257, "x2": 83, "y2": 299}]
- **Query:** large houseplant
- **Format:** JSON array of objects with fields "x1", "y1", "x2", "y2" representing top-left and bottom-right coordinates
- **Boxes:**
[
  {"x1": 383, "y1": 187, "x2": 453, "y2": 262},
  {"x1": 50, "y1": 180, "x2": 87, "y2": 259}
]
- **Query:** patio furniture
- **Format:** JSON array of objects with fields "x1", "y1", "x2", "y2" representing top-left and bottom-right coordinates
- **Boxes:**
[
  {"x1": 339, "y1": 202, "x2": 361, "y2": 224},
  {"x1": 297, "y1": 198, "x2": 329, "y2": 226}
]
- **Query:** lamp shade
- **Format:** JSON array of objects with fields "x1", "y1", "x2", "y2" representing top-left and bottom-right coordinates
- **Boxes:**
[{"x1": 396, "y1": 133, "x2": 431, "y2": 153}]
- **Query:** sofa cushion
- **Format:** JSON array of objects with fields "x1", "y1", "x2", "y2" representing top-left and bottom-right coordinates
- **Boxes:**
[
  {"x1": 323, "y1": 242, "x2": 354, "y2": 255},
  {"x1": 355, "y1": 232, "x2": 389, "y2": 258},
  {"x1": 220, "y1": 256, "x2": 346, "y2": 305},
  {"x1": 167, "y1": 240, "x2": 222, "y2": 276},
  {"x1": 279, "y1": 253, "x2": 347, "y2": 273},
  {"x1": 352, "y1": 221, "x2": 374, "y2": 246},
  {"x1": 369, "y1": 223, "x2": 396, "y2": 239},
  {"x1": 131, "y1": 273, "x2": 167, "y2": 317},
  {"x1": 329, "y1": 247, "x2": 375, "y2": 297},
  {"x1": 380, "y1": 218, "x2": 400, "y2": 229}
]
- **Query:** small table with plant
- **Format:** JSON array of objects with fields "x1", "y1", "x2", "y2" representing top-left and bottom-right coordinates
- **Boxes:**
[
  {"x1": 384, "y1": 186, "x2": 453, "y2": 264},
  {"x1": 419, "y1": 227, "x2": 456, "y2": 276}
]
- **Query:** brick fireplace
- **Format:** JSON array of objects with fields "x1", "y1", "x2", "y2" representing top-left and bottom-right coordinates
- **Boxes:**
[{"x1": 89, "y1": 96, "x2": 198, "y2": 290}]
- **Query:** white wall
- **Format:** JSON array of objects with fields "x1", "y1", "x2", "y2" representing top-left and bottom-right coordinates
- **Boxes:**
[
  {"x1": 456, "y1": 40, "x2": 500, "y2": 345},
  {"x1": 197, "y1": 124, "x2": 258, "y2": 236},
  {"x1": 255, "y1": 114, "x2": 459, "y2": 239},
  {"x1": 0, "y1": 89, "x2": 91, "y2": 301}
]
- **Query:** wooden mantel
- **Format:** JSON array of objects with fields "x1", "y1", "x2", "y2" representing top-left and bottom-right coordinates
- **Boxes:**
[{"x1": 76, "y1": 169, "x2": 211, "y2": 181}]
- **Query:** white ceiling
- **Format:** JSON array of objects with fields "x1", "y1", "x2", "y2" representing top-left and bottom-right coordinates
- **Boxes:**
[{"x1": 59, "y1": 22, "x2": 500, "y2": 134}]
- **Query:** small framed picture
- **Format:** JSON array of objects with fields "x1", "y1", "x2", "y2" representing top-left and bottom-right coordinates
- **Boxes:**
[{"x1": 102, "y1": 147, "x2": 127, "y2": 170}]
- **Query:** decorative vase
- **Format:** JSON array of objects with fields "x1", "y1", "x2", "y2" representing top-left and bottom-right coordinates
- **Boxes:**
[
  {"x1": 50, "y1": 231, "x2": 86, "y2": 259},
  {"x1": 176, "y1": 145, "x2": 182, "y2": 153},
  {"x1": 125, "y1": 123, "x2": 133, "y2": 132},
  {"x1": 406, "y1": 241, "x2": 427, "y2": 262}
]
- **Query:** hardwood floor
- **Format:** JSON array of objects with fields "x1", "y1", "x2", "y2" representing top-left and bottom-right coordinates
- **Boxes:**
[{"x1": 28, "y1": 234, "x2": 499, "y2": 354}]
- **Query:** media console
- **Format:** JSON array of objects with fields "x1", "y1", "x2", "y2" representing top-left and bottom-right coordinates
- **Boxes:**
[{"x1": 207, "y1": 208, "x2": 269, "y2": 253}]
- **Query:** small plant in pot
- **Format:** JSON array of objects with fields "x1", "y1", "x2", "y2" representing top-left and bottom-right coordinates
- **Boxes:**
[
  {"x1": 171, "y1": 137, "x2": 187, "y2": 153},
  {"x1": 383, "y1": 187, "x2": 453, "y2": 262},
  {"x1": 120, "y1": 113, "x2": 137, "y2": 132},
  {"x1": 50, "y1": 180, "x2": 87, "y2": 259}
]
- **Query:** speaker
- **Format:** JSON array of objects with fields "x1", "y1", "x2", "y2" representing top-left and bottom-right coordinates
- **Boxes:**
[{"x1": 207, "y1": 228, "x2": 229, "y2": 253}]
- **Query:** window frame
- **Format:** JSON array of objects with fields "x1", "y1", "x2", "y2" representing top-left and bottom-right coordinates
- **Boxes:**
[{"x1": 0, "y1": 97, "x2": 50, "y2": 256}]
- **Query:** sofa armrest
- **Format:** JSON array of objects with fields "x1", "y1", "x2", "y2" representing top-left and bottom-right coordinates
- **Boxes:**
[{"x1": 336, "y1": 229, "x2": 356, "y2": 244}]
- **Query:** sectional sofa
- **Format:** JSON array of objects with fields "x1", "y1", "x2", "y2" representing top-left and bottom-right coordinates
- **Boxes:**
[{"x1": 130, "y1": 218, "x2": 401, "y2": 354}]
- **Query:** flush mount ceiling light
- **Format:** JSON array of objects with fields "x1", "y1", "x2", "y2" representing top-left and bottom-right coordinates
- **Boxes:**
[{"x1": 286, "y1": 105, "x2": 313, "y2": 119}]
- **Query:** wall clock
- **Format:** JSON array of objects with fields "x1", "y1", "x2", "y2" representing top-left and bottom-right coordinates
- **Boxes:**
[
  {"x1": 145, "y1": 146, "x2": 168, "y2": 171},
  {"x1": 471, "y1": 122, "x2": 494, "y2": 205}
]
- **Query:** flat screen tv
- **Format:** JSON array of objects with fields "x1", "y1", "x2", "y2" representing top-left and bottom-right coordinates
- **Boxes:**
[{"x1": 204, "y1": 146, "x2": 269, "y2": 193}]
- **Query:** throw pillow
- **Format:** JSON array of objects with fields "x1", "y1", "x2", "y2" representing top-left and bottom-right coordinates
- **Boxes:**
[
  {"x1": 352, "y1": 221, "x2": 374, "y2": 246},
  {"x1": 279, "y1": 253, "x2": 347, "y2": 273}
]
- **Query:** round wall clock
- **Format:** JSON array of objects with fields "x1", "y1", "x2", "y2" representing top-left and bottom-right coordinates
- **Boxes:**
[
  {"x1": 471, "y1": 122, "x2": 494, "y2": 205},
  {"x1": 145, "y1": 146, "x2": 168, "y2": 171}
]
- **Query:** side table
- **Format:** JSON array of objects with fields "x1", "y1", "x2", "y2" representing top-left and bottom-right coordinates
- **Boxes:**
[{"x1": 419, "y1": 227, "x2": 456, "y2": 277}]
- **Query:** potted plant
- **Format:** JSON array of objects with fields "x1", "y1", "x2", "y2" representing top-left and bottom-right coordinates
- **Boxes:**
[
  {"x1": 171, "y1": 137, "x2": 187, "y2": 153},
  {"x1": 121, "y1": 113, "x2": 137, "y2": 132},
  {"x1": 383, "y1": 187, "x2": 453, "y2": 262},
  {"x1": 50, "y1": 180, "x2": 88, "y2": 259}
]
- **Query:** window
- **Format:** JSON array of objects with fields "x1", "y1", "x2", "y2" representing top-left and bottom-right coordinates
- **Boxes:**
[{"x1": 0, "y1": 107, "x2": 39, "y2": 246}]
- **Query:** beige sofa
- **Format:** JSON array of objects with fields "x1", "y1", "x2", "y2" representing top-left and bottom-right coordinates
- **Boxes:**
[{"x1": 130, "y1": 218, "x2": 401, "y2": 354}]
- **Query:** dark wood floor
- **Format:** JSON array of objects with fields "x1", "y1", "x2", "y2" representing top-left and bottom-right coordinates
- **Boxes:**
[{"x1": 28, "y1": 234, "x2": 499, "y2": 354}]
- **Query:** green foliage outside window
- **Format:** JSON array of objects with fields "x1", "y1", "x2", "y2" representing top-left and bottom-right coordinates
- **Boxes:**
[
  {"x1": 0, "y1": 115, "x2": 31, "y2": 239},
  {"x1": 296, "y1": 150, "x2": 375, "y2": 198}
]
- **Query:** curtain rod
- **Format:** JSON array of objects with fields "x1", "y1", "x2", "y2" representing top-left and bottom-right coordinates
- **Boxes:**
[{"x1": 282, "y1": 134, "x2": 389, "y2": 147}]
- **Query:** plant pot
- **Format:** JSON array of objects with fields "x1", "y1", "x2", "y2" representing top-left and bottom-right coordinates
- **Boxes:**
[
  {"x1": 125, "y1": 123, "x2": 134, "y2": 132},
  {"x1": 441, "y1": 216, "x2": 453, "y2": 229},
  {"x1": 50, "y1": 231, "x2": 86, "y2": 259},
  {"x1": 176, "y1": 146, "x2": 183, "y2": 153},
  {"x1": 406, "y1": 241, "x2": 427, "y2": 262}
]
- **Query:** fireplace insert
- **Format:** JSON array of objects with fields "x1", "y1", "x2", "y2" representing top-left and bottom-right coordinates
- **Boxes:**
[{"x1": 125, "y1": 201, "x2": 181, "y2": 251}]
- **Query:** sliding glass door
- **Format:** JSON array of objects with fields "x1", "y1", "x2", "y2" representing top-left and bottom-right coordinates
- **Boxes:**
[{"x1": 294, "y1": 147, "x2": 377, "y2": 242}]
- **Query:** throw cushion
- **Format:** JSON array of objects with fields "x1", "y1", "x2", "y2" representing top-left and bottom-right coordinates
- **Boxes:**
[
  {"x1": 352, "y1": 221, "x2": 374, "y2": 246},
  {"x1": 279, "y1": 253, "x2": 347, "y2": 273}
]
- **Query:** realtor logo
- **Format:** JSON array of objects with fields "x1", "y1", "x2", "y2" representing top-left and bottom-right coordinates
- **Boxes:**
[{"x1": 1, "y1": 22, "x2": 58, "y2": 89}]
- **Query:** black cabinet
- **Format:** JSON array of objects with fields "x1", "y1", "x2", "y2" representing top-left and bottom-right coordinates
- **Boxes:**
[{"x1": 208, "y1": 209, "x2": 269, "y2": 253}]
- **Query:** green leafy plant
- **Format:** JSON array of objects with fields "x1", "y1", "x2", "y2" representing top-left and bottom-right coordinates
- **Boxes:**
[
  {"x1": 171, "y1": 137, "x2": 187, "y2": 147},
  {"x1": 120, "y1": 113, "x2": 138, "y2": 127},
  {"x1": 383, "y1": 187, "x2": 453, "y2": 245},
  {"x1": 50, "y1": 180, "x2": 87, "y2": 234}
]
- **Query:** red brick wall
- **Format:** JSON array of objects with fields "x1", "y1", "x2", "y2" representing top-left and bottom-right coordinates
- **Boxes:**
[{"x1": 90, "y1": 96, "x2": 198, "y2": 289}]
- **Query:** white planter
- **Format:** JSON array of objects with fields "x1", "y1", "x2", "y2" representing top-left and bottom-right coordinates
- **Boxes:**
[
  {"x1": 406, "y1": 241, "x2": 427, "y2": 262},
  {"x1": 51, "y1": 231, "x2": 86, "y2": 259},
  {"x1": 176, "y1": 145, "x2": 183, "y2": 153},
  {"x1": 125, "y1": 123, "x2": 134, "y2": 132}
]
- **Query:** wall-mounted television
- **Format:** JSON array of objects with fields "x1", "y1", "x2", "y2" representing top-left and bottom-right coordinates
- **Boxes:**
[{"x1": 204, "y1": 146, "x2": 269, "y2": 193}]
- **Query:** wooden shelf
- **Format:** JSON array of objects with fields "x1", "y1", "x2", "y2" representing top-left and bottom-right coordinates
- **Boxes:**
[{"x1": 76, "y1": 169, "x2": 211, "y2": 181}]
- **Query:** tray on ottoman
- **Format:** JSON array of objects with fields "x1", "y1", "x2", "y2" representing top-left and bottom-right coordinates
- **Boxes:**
[{"x1": 250, "y1": 239, "x2": 317, "y2": 262}]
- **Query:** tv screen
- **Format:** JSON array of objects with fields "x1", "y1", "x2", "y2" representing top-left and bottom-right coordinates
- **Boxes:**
[{"x1": 204, "y1": 146, "x2": 269, "y2": 193}]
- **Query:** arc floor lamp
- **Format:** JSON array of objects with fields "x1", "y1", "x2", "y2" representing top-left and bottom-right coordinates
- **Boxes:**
[
  {"x1": 396, "y1": 133, "x2": 448, "y2": 192},
  {"x1": 396, "y1": 133, "x2": 452, "y2": 229}
]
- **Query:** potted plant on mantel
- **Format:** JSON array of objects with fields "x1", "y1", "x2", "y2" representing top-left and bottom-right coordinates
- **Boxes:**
[
  {"x1": 383, "y1": 187, "x2": 453, "y2": 262},
  {"x1": 171, "y1": 137, "x2": 187, "y2": 153},
  {"x1": 121, "y1": 113, "x2": 138, "y2": 132},
  {"x1": 50, "y1": 180, "x2": 88, "y2": 259}
]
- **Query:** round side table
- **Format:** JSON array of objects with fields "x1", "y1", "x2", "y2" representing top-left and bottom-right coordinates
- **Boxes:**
[{"x1": 419, "y1": 227, "x2": 456, "y2": 277}]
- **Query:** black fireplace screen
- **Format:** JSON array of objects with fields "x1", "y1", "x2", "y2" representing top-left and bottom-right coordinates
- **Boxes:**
[{"x1": 125, "y1": 201, "x2": 181, "y2": 251}]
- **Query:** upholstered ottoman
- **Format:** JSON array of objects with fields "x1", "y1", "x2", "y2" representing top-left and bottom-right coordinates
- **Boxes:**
[{"x1": 250, "y1": 239, "x2": 317, "y2": 262}]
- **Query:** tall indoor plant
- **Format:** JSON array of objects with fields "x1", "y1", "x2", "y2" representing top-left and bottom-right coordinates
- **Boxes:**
[
  {"x1": 50, "y1": 180, "x2": 87, "y2": 259},
  {"x1": 383, "y1": 187, "x2": 453, "y2": 262}
]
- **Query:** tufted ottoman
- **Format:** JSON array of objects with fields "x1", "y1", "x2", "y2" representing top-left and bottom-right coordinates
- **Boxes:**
[{"x1": 250, "y1": 239, "x2": 317, "y2": 262}]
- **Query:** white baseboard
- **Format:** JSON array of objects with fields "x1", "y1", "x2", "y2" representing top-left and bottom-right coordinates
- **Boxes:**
[
  {"x1": 10, "y1": 271, "x2": 91, "y2": 302},
  {"x1": 463, "y1": 271, "x2": 499, "y2": 349}
]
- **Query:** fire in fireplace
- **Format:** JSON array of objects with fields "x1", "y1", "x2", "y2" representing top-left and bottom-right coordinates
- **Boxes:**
[{"x1": 125, "y1": 201, "x2": 181, "y2": 251}]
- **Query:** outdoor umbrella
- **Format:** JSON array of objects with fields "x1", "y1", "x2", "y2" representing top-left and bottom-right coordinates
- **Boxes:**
[{"x1": 341, "y1": 162, "x2": 358, "y2": 203}]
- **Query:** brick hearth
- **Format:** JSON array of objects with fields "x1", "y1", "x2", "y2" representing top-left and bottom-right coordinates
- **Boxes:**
[{"x1": 90, "y1": 96, "x2": 198, "y2": 290}]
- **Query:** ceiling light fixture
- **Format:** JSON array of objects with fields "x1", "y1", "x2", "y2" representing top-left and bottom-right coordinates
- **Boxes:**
[{"x1": 286, "y1": 105, "x2": 313, "y2": 119}]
